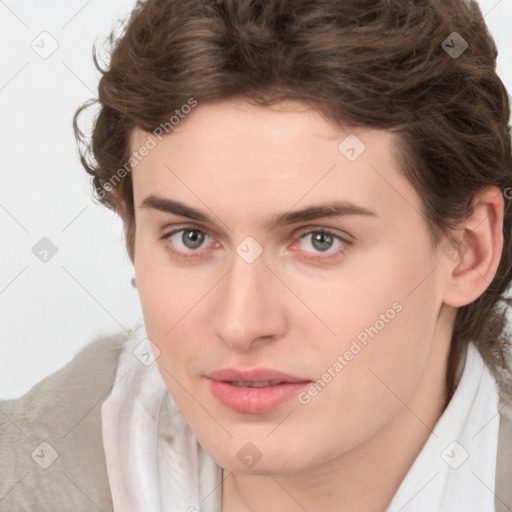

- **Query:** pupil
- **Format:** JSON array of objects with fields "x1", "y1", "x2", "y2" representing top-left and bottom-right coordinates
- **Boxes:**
[
  {"x1": 183, "y1": 230, "x2": 204, "y2": 249},
  {"x1": 312, "y1": 232, "x2": 333, "y2": 252}
]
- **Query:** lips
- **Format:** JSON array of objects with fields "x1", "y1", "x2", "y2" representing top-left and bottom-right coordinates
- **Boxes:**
[
  {"x1": 208, "y1": 368, "x2": 308, "y2": 384},
  {"x1": 229, "y1": 380, "x2": 283, "y2": 388},
  {"x1": 206, "y1": 368, "x2": 312, "y2": 414}
]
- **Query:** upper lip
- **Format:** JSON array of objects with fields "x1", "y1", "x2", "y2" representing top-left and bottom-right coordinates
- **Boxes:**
[{"x1": 207, "y1": 368, "x2": 311, "y2": 384}]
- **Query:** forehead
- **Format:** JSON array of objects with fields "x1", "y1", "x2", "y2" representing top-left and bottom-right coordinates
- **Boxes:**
[
  {"x1": 131, "y1": 99, "x2": 347, "y2": 155},
  {"x1": 129, "y1": 99, "x2": 423, "y2": 228}
]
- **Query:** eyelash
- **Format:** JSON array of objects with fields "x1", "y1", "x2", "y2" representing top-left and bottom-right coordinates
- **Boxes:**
[{"x1": 161, "y1": 225, "x2": 352, "y2": 262}]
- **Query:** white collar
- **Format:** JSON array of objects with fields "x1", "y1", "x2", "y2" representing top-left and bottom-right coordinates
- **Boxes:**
[
  {"x1": 101, "y1": 325, "x2": 222, "y2": 512},
  {"x1": 102, "y1": 326, "x2": 499, "y2": 512},
  {"x1": 385, "y1": 343, "x2": 499, "y2": 511}
]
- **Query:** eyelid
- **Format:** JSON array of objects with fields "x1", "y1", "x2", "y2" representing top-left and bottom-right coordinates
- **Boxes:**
[
  {"x1": 292, "y1": 225, "x2": 353, "y2": 244},
  {"x1": 161, "y1": 223, "x2": 352, "y2": 241},
  {"x1": 162, "y1": 223, "x2": 209, "y2": 237}
]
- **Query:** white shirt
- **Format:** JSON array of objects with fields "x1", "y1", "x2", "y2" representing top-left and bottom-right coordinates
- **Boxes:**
[
  {"x1": 385, "y1": 342, "x2": 500, "y2": 511},
  {"x1": 102, "y1": 325, "x2": 499, "y2": 512}
]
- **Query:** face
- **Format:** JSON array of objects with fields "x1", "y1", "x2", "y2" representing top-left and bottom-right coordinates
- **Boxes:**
[{"x1": 130, "y1": 99, "x2": 452, "y2": 475}]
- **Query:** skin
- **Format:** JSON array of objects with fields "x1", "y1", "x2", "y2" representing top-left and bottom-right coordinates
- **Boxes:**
[{"x1": 123, "y1": 99, "x2": 503, "y2": 512}]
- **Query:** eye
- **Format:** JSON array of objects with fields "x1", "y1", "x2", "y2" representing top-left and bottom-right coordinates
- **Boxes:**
[
  {"x1": 302, "y1": 231, "x2": 339, "y2": 252},
  {"x1": 176, "y1": 229, "x2": 207, "y2": 250},
  {"x1": 161, "y1": 226, "x2": 351, "y2": 262},
  {"x1": 293, "y1": 229, "x2": 351, "y2": 260},
  {"x1": 162, "y1": 227, "x2": 214, "y2": 258}
]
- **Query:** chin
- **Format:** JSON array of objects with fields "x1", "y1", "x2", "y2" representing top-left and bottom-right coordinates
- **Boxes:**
[{"x1": 199, "y1": 435, "x2": 321, "y2": 476}]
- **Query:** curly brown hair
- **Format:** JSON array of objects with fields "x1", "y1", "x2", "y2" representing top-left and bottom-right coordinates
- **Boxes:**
[{"x1": 73, "y1": 0, "x2": 512, "y2": 394}]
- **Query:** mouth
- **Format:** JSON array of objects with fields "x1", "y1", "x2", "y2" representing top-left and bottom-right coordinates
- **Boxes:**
[
  {"x1": 206, "y1": 368, "x2": 312, "y2": 414},
  {"x1": 227, "y1": 380, "x2": 286, "y2": 388}
]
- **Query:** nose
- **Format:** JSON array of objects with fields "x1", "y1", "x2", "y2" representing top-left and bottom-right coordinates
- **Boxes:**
[{"x1": 214, "y1": 252, "x2": 287, "y2": 351}]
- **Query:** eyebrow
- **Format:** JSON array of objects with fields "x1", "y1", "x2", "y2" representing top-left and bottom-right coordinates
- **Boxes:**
[{"x1": 140, "y1": 194, "x2": 377, "y2": 230}]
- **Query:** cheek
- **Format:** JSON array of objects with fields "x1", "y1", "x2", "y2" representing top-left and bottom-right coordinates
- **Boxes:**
[
  {"x1": 291, "y1": 235, "x2": 437, "y2": 343},
  {"x1": 136, "y1": 268, "x2": 207, "y2": 415},
  {"x1": 136, "y1": 275, "x2": 206, "y2": 357},
  {"x1": 134, "y1": 236, "x2": 201, "y2": 335},
  {"x1": 293, "y1": 235, "x2": 442, "y2": 400},
  {"x1": 288, "y1": 295, "x2": 440, "y2": 453},
  {"x1": 134, "y1": 248, "x2": 216, "y2": 381}
]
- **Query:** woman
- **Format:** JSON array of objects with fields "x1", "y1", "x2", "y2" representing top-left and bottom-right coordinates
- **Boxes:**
[{"x1": 1, "y1": 0, "x2": 512, "y2": 510}]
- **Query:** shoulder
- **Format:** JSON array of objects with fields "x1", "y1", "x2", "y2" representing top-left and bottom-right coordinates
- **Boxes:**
[{"x1": 0, "y1": 328, "x2": 134, "y2": 511}]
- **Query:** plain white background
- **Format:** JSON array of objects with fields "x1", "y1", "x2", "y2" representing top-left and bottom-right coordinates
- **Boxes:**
[{"x1": 1, "y1": 0, "x2": 511, "y2": 399}]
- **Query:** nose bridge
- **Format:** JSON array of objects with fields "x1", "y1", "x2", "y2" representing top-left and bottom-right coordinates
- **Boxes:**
[{"x1": 214, "y1": 250, "x2": 284, "y2": 349}]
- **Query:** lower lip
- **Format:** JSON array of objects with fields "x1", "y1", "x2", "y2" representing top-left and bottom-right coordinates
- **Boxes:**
[{"x1": 207, "y1": 379, "x2": 311, "y2": 414}]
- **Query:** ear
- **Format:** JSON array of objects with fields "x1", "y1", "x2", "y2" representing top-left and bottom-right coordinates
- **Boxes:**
[{"x1": 442, "y1": 186, "x2": 504, "y2": 307}]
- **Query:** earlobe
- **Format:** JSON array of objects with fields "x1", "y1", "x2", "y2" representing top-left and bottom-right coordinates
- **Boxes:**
[{"x1": 442, "y1": 186, "x2": 504, "y2": 307}]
